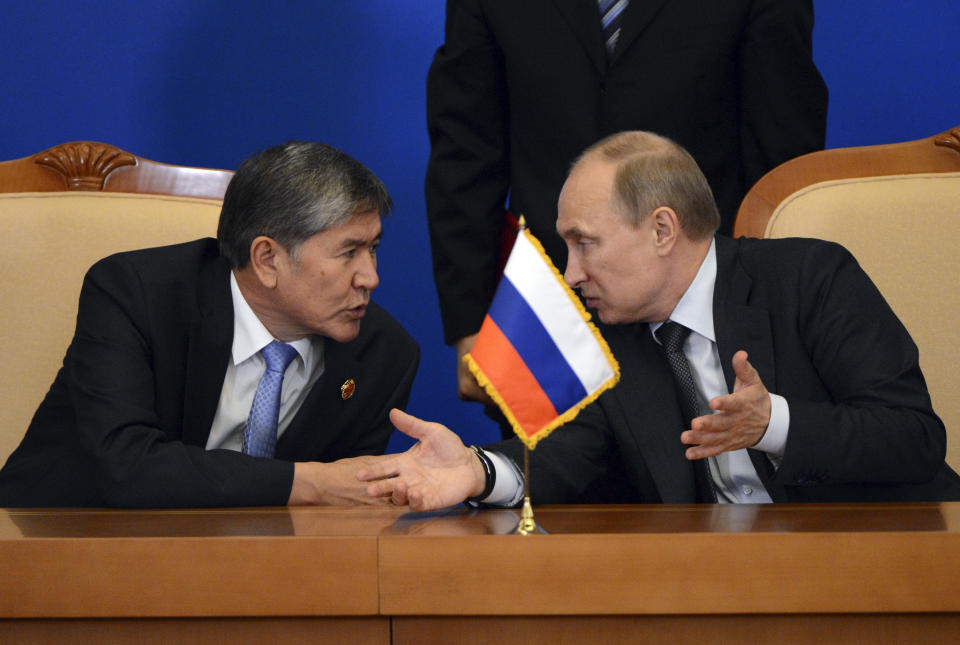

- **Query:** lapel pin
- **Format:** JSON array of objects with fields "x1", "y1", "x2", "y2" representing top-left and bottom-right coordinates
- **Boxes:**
[{"x1": 341, "y1": 379, "x2": 356, "y2": 400}]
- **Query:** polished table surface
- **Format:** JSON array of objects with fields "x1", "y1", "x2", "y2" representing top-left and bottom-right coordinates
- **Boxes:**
[
  {"x1": 2, "y1": 503, "x2": 960, "y2": 643},
  {"x1": 6, "y1": 502, "x2": 958, "y2": 538}
]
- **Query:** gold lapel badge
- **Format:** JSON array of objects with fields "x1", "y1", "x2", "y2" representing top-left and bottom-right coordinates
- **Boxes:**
[{"x1": 341, "y1": 379, "x2": 356, "y2": 400}]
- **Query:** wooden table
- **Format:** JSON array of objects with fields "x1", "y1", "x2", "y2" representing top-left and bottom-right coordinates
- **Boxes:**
[{"x1": 2, "y1": 504, "x2": 959, "y2": 644}]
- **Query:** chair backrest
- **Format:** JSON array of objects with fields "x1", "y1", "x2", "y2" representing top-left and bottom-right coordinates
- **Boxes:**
[
  {"x1": 0, "y1": 142, "x2": 232, "y2": 465},
  {"x1": 0, "y1": 141, "x2": 232, "y2": 198},
  {"x1": 733, "y1": 126, "x2": 960, "y2": 472}
]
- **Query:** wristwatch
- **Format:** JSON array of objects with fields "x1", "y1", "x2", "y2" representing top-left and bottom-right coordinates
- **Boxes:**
[{"x1": 465, "y1": 444, "x2": 496, "y2": 504}]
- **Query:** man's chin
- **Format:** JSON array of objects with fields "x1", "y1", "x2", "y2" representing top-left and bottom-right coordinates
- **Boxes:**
[
  {"x1": 595, "y1": 308, "x2": 615, "y2": 324},
  {"x1": 323, "y1": 320, "x2": 363, "y2": 343}
]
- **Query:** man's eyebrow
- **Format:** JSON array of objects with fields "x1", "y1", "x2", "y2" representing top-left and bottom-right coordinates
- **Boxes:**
[
  {"x1": 338, "y1": 233, "x2": 382, "y2": 250},
  {"x1": 559, "y1": 225, "x2": 592, "y2": 239}
]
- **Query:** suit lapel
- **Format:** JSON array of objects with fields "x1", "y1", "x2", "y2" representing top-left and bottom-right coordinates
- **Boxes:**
[
  {"x1": 551, "y1": 0, "x2": 607, "y2": 75},
  {"x1": 609, "y1": 0, "x2": 670, "y2": 64},
  {"x1": 712, "y1": 236, "x2": 788, "y2": 502},
  {"x1": 181, "y1": 257, "x2": 233, "y2": 448},
  {"x1": 276, "y1": 337, "x2": 360, "y2": 459},
  {"x1": 712, "y1": 237, "x2": 775, "y2": 395},
  {"x1": 608, "y1": 324, "x2": 699, "y2": 503}
]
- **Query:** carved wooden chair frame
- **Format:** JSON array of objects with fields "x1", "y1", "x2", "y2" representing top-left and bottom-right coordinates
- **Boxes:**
[{"x1": 0, "y1": 141, "x2": 232, "y2": 199}]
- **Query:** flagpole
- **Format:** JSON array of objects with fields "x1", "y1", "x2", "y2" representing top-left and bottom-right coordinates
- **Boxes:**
[
  {"x1": 505, "y1": 214, "x2": 546, "y2": 535},
  {"x1": 512, "y1": 443, "x2": 546, "y2": 535}
]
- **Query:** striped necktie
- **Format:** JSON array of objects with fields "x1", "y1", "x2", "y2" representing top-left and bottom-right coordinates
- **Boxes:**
[{"x1": 598, "y1": 0, "x2": 629, "y2": 56}]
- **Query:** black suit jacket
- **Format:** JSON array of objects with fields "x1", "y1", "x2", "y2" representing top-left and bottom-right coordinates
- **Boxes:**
[
  {"x1": 0, "y1": 239, "x2": 419, "y2": 508},
  {"x1": 493, "y1": 236, "x2": 960, "y2": 503},
  {"x1": 425, "y1": 0, "x2": 829, "y2": 343}
]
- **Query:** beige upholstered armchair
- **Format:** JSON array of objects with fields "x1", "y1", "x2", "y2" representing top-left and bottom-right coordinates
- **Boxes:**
[
  {"x1": 0, "y1": 142, "x2": 232, "y2": 465},
  {"x1": 734, "y1": 126, "x2": 960, "y2": 472}
]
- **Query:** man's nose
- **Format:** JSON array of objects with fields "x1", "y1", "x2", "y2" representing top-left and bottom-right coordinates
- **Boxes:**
[
  {"x1": 354, "y1": 253, "x2": 379, "y2": 291},
  {"x1": 563, "y1": 253, "x2": 585, "y2": 287}
]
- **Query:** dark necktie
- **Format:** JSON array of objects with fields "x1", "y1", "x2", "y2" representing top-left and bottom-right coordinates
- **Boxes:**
[
  {"x1": 598, "y1": 0, "x2": 629, "y2": 56},
  {"x1": 656, "y1": 321, "x2": 718, "y2": 502},
  {"x1": 243, "y1": 340, "x2": 299, "y2": 458}
]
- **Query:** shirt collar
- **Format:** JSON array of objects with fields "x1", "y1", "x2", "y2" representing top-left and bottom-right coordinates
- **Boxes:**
[
  {"x1": 650, "y1": 238, "x2": 717, "y2": 343},
  {"x1": 229, "y1": 272, "x2": 319, "y2": 368}
]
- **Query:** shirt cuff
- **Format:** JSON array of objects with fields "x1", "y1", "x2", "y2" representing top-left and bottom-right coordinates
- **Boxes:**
[
  {"x1": 753, "y1": 393, "x2": 789, "y2": 457},
  {"x1": 480, "y1": 451, "x2": 525, "y2": 506}
]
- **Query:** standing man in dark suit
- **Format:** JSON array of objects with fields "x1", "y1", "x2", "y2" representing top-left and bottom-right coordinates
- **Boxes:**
[
  {"x1": 360, "y1": 131, "x2": 960, "y2": 507},
  {"x1": 0, "y1": 142, "x2": 419, "y2": 508},
  {"x1": 425, "y1": 0, "x2": 829, "y2": 406}
]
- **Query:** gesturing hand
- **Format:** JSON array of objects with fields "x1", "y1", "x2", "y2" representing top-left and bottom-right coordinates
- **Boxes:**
[
  {"x1": 356, "y1": 409, "x2": 487, "y2": 511},
  {"x1": 680, "y1": 350, "x2": 770, "y2": 459}
]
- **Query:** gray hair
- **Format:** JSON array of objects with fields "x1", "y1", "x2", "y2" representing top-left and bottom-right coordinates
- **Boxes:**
[
  {"x1": 217, "y1": 141, "x2": 392, "y2": 268},
  {"x1": 577, "y1": 131, "x2": 720, "y2": 240}
]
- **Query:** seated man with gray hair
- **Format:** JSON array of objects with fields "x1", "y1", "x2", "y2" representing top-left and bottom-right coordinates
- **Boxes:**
[{"x1": 0, "y1": 141, "x2": 418, "y2": 508}]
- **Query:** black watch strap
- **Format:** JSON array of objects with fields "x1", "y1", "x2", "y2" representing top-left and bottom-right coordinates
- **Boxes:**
[{"x1": 465, "y1": 445, "x2": 496, "y2": 503}]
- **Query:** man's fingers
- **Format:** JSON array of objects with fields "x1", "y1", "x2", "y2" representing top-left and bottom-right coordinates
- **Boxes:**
[
  {"x1": 682, "y1": 426, "x2": 734, "y2": 458},
  {"x1": 364, "y1": 478, "x2": 394, "y2": 497},
  {"x1": 389, "y1": 480, "x2": 409, "y2": 506},
  {"x1": 388, "y1": 408, "x2": 449, "y2": 442},
  {"x1": 731, "y1": 350, "x2": 760, "y2": 388},
  {"x1": 709, "y1": 392, "x2": 743, "y2": 413},
  {"x1": 681, "y1": 426, "x2": 723, "y2": 447},
  {"x1": 356, "y1": 457, "x2": 401, "y2": 482},
  {"x1": 388, "y1": 408, "x2": 426, "y2": 437},
  {"x1": 407, "y1": 488, "x2": 444, "y2": 512},
  {"x1": 408, "y1": 489, "x2": 425, "y2": 511},
  {"x1": 685, "y1": 444, "x2": 723, "y2": 460},
  {"x1": 364, "y1": 478, "x2": 410, "y2": 506}
]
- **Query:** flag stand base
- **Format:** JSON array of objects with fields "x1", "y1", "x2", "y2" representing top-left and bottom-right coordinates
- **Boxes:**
[
  {"x1": 511, "y1": 445, "x2": 547, "y2": 535},
  {"x1": 511, "y1": 495, "x2": 547, "y2": 535}
]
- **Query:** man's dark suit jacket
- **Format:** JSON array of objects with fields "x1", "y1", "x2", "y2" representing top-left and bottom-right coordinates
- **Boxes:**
[
  {"x1": 426, "y1": 0, "x2": 829, "y2": 343},
  {"x1": 494, "y1": 236, "x2": 960, "y2": 503},
  {"x1": 0, "y1": 239, "x2": 419, "y2": 508}
]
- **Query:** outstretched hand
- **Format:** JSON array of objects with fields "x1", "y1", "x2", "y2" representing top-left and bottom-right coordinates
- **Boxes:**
[
  {"x1": 356, "y1": 409, "x2": 486, "y2": 511},
  {"x1": 680, "y1": 350, "x2": 771, "y2": 460}
]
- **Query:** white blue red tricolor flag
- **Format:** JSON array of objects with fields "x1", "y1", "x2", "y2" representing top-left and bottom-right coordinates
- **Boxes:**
[{"x1": 464, "y1": 224, "x2": 620, "y2": 450}]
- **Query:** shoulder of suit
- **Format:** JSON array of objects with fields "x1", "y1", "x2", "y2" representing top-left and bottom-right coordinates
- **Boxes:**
[
  {"x1": 354, "y1": 300, "x2": 419, "y2": 355},
  {"x1": 728, "y1": 235, "x2": 852, "y2": 267},
  {"x1": 90, "y1": 238, "x2": 219, "y2": 274}
]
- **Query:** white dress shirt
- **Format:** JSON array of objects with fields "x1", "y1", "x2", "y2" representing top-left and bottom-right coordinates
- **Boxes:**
[
  {"x1": 205, "y1": 273, "x2": 325, "y2": 452},
  {"x1": 650, "y1": 240, "x2": 785, "y2": 503},
  {"x1": 485, "y1": 240, "x2": 789, "y2": 505}
]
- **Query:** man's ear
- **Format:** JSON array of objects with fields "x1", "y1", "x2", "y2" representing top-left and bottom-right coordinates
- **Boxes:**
[
  {"x1": 248, "y1": 236, "x2": 287, "y2": 289},
  {"x1": 651, "y1": 206, "x2": 680, "y2": 255}
]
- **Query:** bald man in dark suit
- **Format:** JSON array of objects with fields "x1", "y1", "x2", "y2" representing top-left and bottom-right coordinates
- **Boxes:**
[{"x1": 361, "y1": 132, "x2": 960, "y2": 508}]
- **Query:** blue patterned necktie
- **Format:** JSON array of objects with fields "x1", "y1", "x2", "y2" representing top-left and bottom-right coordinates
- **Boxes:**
[
  {"x1": 598, "y1": 0, "x2": 629, "y2": 56},
  {"x1": 656, "y1": 321, "x2": 718, "y2": 502},
  {"x1": 242, "y1": 340, "x2": 299, "y2": 458}
]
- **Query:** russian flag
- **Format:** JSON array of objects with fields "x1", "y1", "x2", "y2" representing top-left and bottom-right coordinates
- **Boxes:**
[{"x1": 464, "y1": 226, "x2": 620, "y2": 449}]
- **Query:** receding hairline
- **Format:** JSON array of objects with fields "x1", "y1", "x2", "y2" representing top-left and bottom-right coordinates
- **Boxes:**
[
  {"x1": 568, "y1": 131, "x2": 721, "y2": 240},
  {"x1": 573, "y1": 131, "x2": 684, "y2": 174}
]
